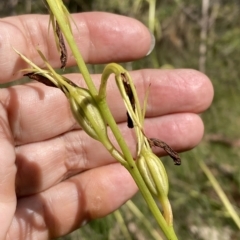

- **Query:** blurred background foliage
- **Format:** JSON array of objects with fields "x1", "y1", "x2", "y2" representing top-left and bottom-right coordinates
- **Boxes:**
[{"x1": 1, "y1": 0, "x2": 240, "y2": 239}]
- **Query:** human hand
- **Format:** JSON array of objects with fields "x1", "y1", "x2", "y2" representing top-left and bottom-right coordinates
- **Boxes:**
[{"x1": 0, "y1": 12, "x2": 213, "y2": 239}]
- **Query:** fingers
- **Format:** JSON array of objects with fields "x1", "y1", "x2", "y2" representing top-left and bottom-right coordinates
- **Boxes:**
[
  {"x1": 9, "y1": 163, "x2": 138, "y2": 239},
  {"x1": 0, "y1": 104, "x2": 17, "y2": 239},
  {"x1": 0, "y1": 12, "x2": 152, "y2": 83},
  {"x1": 1, "y1": 69, "x2": 213, "y2": 145},
  {"x1": 15, "y1": 112, "x2": 203, "y2": 197}
]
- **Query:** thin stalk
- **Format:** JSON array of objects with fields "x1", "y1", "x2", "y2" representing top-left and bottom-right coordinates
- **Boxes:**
[
  {"x1": 96, "y1": 96, "x2": 178, "y2": 239},
  {"x1": 39, "y1": 1, "x2": 178, "y2": 239},
  {"x1": 46, "y1": 0, "x2": 98, "y2": 96},
  {"x1": 127, "y1": 162, "x2": 178, "y2": 240},
  {"x1": 126, "y1": 200, "x2": 164, "y2": 240},
  {"x1": 147, "y1": 0, "x2": 156, "y2": 33},
  {"x1": 113, "y1": 210, "x2": 132, "y2": 240},
  {"x1": 199, "y1": 160, "x2": 240, "y2": 229},
  {"x1": 97, "y1": 65, "x2": 172, "y2": 236}
]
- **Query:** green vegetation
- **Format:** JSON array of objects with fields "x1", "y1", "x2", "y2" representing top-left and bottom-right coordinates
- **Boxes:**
[{"x1": 1, "y1": 0, "x2": 240, "y2": 239}]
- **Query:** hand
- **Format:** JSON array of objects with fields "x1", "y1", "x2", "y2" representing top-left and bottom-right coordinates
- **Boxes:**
[{"x1": 0, "y1": 12, "x2": 213, "y2": 239}]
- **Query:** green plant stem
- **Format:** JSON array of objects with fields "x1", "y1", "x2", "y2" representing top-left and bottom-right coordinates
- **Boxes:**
[
  {"x1": 96, "y1": 63, "x2": 177, "y2": 238},
  {"x1": 46, "y1": 0, "x2": 98, "y2": 96},
  {"x1": 113, "y1": 210, "x2": 132, "y2": 240},
  {"x1": 199, "y1": 160, "x2": 240, "y2": 229},
  {"x1": 45, "y1": 1, "x2": 178, "y2": 239},
  {"x1": 98, "y1": 63, "x2": 143, "y2": 129},
  {"x1": 97, "y1": 96, "x2": 178, "y2": 240},
  {"x1": 147, "y1": 0, "x2": 156, "y2": 33},
  {"x1": 44, "y1": 2, "x2": 139, "y2": 166},
  {"x1": 126, "y1": 200, "x2": 164, "y2": 240},
  {"x1": 160, "y1": 197, "x2": 173, "y2": 227},
  {"x1": 129, "y1": 166, "x2": 177, "y2": 240}
]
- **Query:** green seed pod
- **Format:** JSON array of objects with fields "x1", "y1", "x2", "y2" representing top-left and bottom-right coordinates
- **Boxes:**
[
  {"x1": 68, "y1": 87, "x2": 108, "y2": 141},
  {"x1": 137, "y1": 156, "x2": 158, "y2": 196},
  {"x1": 138, "y1": 150, "x2": 169, "y2": 198},
  {"x1": 138, "y1": 150, "x2": 173, "y2": 226}
]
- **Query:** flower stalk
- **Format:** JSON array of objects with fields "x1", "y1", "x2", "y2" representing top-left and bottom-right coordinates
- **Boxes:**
[{"x1": 16, "y1": 0, "x2": 180, "y2": 239}]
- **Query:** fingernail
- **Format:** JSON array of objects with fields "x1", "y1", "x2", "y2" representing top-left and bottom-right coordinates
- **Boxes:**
[{"x1": 146, "y1": 31, "x2": 155, "y2": 56}]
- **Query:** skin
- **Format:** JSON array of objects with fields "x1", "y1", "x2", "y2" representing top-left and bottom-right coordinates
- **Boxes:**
[{"x1": 0, "y1": 12, "x2": 214, "y2": 240}]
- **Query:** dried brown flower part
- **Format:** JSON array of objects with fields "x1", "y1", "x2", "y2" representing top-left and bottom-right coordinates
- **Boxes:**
[
  {"x1": 148, "y1": 138, "x2": 181, "y2": 165},
  {"x1": 24, "y1": 72, "x2": 57, "y2": 88},
  {"x1": 121, "y1": 73, "x2": 135, "y2": 128},
  {"x1": 56, "y1": 20, "x2": 67, "y2": 69}
]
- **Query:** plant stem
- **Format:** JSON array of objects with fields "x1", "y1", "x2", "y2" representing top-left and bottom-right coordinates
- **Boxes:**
[
  {"x1": 199, "y1": 160, "x2": 240, "y2": 229},
  {"x1": 126, "y1": 200, "x2": 164, "y2": 240},
  {"x1": 98, "y1": 95, "x2": 177, "y2": 239},
  {"x1": 128, "y1": 163, "x2": 178, "y2": 240},
  {"x1": 147, "y1": 0, "x2": 156, "y2": 33},
  {"x1": 44, "y1": 1, "x2": 178, "y2": 238},
  {"x1": 113, "y1": 210, "x2": 132, "y2": 240},
  {"x1": 46, "y1": 0, "x2": 98, "y2": 96}
]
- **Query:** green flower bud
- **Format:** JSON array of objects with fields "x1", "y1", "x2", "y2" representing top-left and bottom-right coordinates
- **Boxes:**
[
  {"x1": 137, "y1": 156, "x2": 158, "y2": 196},
  {"x1": 137, "y1": 150, "x2": 173, "y2": 225},
  {"x1": 68, "y1": 86, "x2": 108, "y2": 142},
  {"x1": 137, "y1": 150, "x2": 169, "y2": 199},
  {"x1": 23, "y1": 72, "x2": 107, "y2": 141}
]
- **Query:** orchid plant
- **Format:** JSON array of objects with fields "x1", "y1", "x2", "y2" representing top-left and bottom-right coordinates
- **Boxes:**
[{"x1": 14, "y1": 0, "x2": 181, "y2": 239}]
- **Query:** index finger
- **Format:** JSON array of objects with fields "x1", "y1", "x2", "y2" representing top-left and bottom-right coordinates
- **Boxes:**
[{"x1": 0, "y1": 12, "x2": 152, "y2": 83}]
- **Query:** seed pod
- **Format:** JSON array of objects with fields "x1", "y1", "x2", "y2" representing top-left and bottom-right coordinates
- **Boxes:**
[
  {"x1": 137, "y1": 150, "x2": 173, "y2": 226},
  {"x1": 68, "y1": 87, "x2": 108, "y2": 141},
  {"x1": 137, "y1": 150, "x2": 169, "y2": 198},
  {"x1": 137, "y1": 156, "x2": 158, "y2": 196}
]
